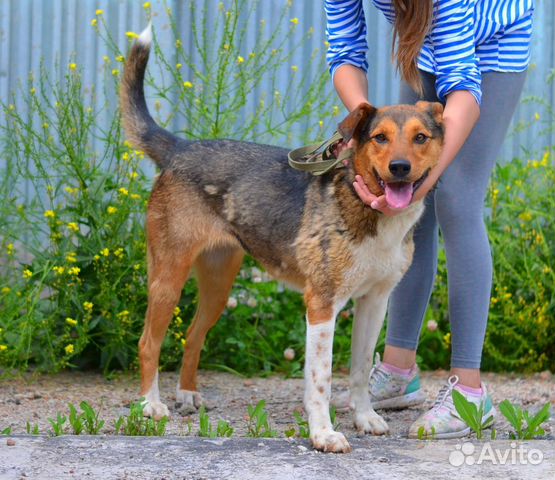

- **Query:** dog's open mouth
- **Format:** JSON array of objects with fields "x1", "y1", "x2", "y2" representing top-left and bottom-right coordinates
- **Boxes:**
[{"x1": 373, "y1": 168, "x2": 430, "y2": 209}]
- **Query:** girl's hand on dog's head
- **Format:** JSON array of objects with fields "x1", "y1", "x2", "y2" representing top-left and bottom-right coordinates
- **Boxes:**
[{"x1": 334, "y1": 138, "x2": 356, "y2": 166}]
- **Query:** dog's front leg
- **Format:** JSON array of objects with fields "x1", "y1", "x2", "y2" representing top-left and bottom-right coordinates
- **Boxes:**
[
  {"x1": 350, "y1": 291, "x2": 389, "y2": 435},
  {"x1": 304, "y1": 294, "x2": 351, "y2": 453}
]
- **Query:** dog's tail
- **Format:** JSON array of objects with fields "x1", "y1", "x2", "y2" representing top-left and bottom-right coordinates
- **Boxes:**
[{"x1": 120, "y1": 23, "x2": 178, "y2": 169}]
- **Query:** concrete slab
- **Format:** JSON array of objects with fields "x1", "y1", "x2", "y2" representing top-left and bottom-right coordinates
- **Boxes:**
[{"x1": 1, "y1": 435, "x2": 553, "y2": 480}]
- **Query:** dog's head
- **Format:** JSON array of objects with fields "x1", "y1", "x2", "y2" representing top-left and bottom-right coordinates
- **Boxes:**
[{"x1": 338, "y1": 102, "x2": 444, "y2": 209}]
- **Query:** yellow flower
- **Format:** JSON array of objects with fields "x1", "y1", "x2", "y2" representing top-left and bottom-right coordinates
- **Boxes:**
[
  {"x1": 91, "y1": 18, "x2": 98, "y2": 27},
  {"x1": 290, "y1": 17, "x2": 299, "y2": 25},
  {"x1": 130, "y1": 193, "x2": 141, "y2": 200},
  {"x1": 114, "y1": 248, "x2": 124, "y2": 259},
  {"x1": 0, "y1": 345, "x2": 7, "y2": 352},
  {"x1": 67, "y1": 222, "x2": 79, "y2": 233},
  {"x1": 1, "y1": 287, "x2": 11, "y2": 294},
  {"x1": 126, "y1": 31, "x2": 139, "y2": 39},
  {"x1": 65, "y1": 186, "x2": 79, "y2": 195},
  {"x1": 116, "y1": 55, "x2": 125, "y2": 63},
  {"x1": 111, "y1": 69, "x2": 120, "y2": 77},
  {"x1": 332, "y1": 105, "x2": 340, "y2": 117},
  {"x1": 175, "y1": 39, "x2": 183, "y2": 48},
  {"x1": 443, "y1": 332, "x2": 451, "y2": 347},
  {"x1": 66, "y1": 317, "x2": 78, "y2": 326},
  {"x1": 8, "y1": 104, "x2": 15, "y2": 111},
  {"x1": 134, "y1": 150, "x2": 144, "y2": 158},
  {"x1": 534, "y1": 112, "x2": 540, "y2": 121},
  {"x1": 291, "y1": 65, "x2": 298, "y2": 72},
  {"x1": 103, "y1": 55, "x2": 110, "y2": 63},
  {"x1": 181, "y1": 338, "x2": 187, "y2": 347},
  {"x1": 6, "y1": 244, "x2": 14, "y2": 256},
  {"x1": 117, "y1": 310, "x2": 130, "y2": 318},
  {"x1": 176, "y1": 63, "x2": 182, "y2": 70},
  {"x1": 83, "y1": 301, "x2": 94, "y2": 311},
  {"x1": 129, "y1": 171, "x2": 139, "y2": 180},
  {"x1": 23, "y1": 269, "x2": 33, "y2": 280},
  {"x1": 118, "y1": 187, "x2": 129, "y2": 196},
  {"x1": 318, "y1": 120, "x2": 324, "y2": 128},
  {"x1": 30, "y1": 87, "x2": 36, "y2": 95},
  {"x1": 237, "y1": 56, "x2": 245, "y2": 64},
  {"x1": 53, "y1": 266, "x2": 65, "y2": 275},
  {"x1": 68, "y1": 267, "x2": 81, "y2": 276},
  {"x1": 65, "y1": 344, "x2": 74, "y2": 354},
  {"x1": 95, "y1": 9, "x2": 104, "y2": 15},
  {"x1": 174, "y1": 306, "x2": 181, "y2": 316},
  {"x1": 107, "y1": 206, "x2": 117, "y2": 214},
  {"x1": 44, "y1": 210, "x2": 56, "y2": 219},
  {"x1": 183, "y1": 81, "x2": 193, "y2": 89},
  {"x1": 143, "y1": 1, "x2": 151, "y2": 9},
  {"x1": 101, "y1": 248, "x2": 110, "y2": 257},
  {"x1": 518, "y1": 211, "x2": 532, "y2": 222}
]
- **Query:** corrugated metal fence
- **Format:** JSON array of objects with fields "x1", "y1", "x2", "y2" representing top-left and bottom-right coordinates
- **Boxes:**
[{"x1": 0, "y1": 0, "x2": 554, "y2": 166}]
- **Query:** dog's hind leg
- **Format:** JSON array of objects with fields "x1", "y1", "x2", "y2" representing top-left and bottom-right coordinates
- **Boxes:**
[
  {"x1": 304, "y1": 289, "x2": 351, "y2": 453},
  {"x1": 139, "y1": 246, "x2": 194, "y2": 419},
  {"x1": 349, "y1": 290, "x2": 389, "y2": 435},
  {"x1": 175, "y1": 245, "x2": 244, "y2": 414}
]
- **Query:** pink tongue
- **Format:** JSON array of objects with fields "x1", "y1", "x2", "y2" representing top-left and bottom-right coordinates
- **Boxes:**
[{"x1": 385, "y1": 183, "x2": 413, "y2": 209}]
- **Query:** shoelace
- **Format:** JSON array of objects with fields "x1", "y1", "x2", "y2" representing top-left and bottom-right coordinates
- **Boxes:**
[
  {"x1": 432, "y1": 374, "x2": 460, "y2": 411},
  {"x1": 368, "y1": 352, "x2": 390, "y2": 391}
]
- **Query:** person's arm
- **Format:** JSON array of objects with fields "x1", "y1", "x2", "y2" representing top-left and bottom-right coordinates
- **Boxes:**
[{"x1": 333, "y1": 64, "x2": 369, "y2": 112}]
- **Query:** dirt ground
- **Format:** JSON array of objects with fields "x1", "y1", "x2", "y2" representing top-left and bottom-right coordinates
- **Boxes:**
[{"x1": 0, "y1": 369, "x2": 553, "y2": 439}]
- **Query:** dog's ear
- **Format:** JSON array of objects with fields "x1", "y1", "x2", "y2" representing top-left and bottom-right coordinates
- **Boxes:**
[
  {"x1": 416, "y1": 101, "x2": 444, "y2": 126},
  {"x1": 337, "y1": 103, "x2": 377, "y2": 143}
]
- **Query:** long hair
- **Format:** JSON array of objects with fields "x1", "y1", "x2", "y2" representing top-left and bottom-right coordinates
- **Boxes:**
[{"x1": 391, "y1": 0, "x2": 434, "y2": 95}]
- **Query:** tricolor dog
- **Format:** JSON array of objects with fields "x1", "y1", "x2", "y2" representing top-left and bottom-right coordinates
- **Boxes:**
[{"x1": 120, "y1": 25, "x2": 444, "y2": 453}]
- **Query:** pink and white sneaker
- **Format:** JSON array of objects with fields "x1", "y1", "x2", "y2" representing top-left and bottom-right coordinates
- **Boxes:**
[{"x1": 408, "y1": 375, "x2": 496, "y2": 439}]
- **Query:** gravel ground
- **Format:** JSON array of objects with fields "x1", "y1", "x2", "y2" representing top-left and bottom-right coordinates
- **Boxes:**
[{"x1": 0, "y1": 369, "x2": 553, "y2": 439}]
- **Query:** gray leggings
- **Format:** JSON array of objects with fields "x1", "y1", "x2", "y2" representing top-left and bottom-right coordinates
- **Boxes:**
[{"x1": 386, "y1": 70, "x2": 527, "y2": 369}]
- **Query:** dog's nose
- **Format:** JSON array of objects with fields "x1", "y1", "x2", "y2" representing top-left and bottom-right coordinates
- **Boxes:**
[{"x1": 389, "y1": 159, "x2": 411, "y2": 178}]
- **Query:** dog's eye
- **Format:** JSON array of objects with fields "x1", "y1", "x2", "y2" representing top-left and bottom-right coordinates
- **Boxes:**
[
  {"x1": 373, "y1": 134, "x2": 388, "y2": 144},
  {"x1": 414, "y1": 133, "x2": 428, "y2": 144}
]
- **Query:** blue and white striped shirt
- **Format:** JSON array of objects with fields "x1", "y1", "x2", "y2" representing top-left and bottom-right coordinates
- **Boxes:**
[{"x1": 325, "y1": 0, "x2": 534, "y2": 104}]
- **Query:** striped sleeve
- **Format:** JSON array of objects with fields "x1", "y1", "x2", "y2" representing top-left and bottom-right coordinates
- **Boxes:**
[
  {"x1": 431, "y1": 0, "x2": 482, "y2": 104},
  {"x1": 324, "y1": 0, "x2": 369, "y2": 80}
]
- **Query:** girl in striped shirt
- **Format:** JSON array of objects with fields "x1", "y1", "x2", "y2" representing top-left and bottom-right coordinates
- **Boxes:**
[{"x1": 326, "y1": 0, "x2": 534, "y2": 439}]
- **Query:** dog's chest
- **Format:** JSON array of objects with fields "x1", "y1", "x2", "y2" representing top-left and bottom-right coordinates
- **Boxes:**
[{"x1": 342, "y1": 205, "x2": 423, "y2": 298}]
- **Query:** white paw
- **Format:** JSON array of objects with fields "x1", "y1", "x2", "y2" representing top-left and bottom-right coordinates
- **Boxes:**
[
  {"x1": 353, "y1": 410, "x2": 389, "y2": 435},
  {"x1": 175, "y1": 389, "x2": 203, "y2": 414},
  {"x1": 142, "y1": 400, "x2": 170, "y2": 420},
  {"x1": 310, "y1": 430, "x2": 352, "y2": 453}
]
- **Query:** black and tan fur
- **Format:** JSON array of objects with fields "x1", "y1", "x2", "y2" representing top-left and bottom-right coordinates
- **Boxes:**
[{"x1": 120, "y1": 26, "x2": 444, "y2": 453}]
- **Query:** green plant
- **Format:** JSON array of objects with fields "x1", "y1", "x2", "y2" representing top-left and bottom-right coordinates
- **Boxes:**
[
  {"x1": 114, "y1": 399, "x2": 168, "y2": 436},
  {"x1": 498, "y1": 400, "x2": 551, "y2": 440},
  {"x1": 68, "y1": 403, "x2": 85, "y2": 435},
  {"x1": 246, "y1": 400, "x2": 278, "y2": 438},
  {"x1": 26, "y1": 421, "x2": 40, "y2": 435},
  {"x1": 48, "y1": 412, "x2": 67, "y2": 437},
  {"x1": 198, "y1": 405, "x2": 234, "y2": 438},
  {"x1": 416, "y1": 425, "x2": 436, "y2": 440},
  {"x1": 452, "y1": 389, "x2": 494, "y2": 440},
  {"x1": 1, "y1": 427, "x2": 12, "y2": 435},
  {"x1": 68, "y1": 401, "x2": 105, "y2": 435}
]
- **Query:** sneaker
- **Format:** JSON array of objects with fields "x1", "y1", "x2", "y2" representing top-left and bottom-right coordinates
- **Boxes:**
[
  {"x1": 332, "y1": 353, "x2": 426, "y2": 411},
  {"x1": 408, "y1": 375, "x2": 496, "y2": 439},
  {"x1": 368, "y1": 353, "x2": 426, "y2": 409}
]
